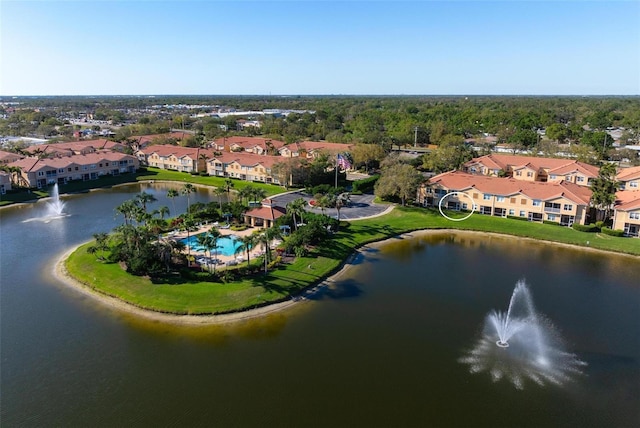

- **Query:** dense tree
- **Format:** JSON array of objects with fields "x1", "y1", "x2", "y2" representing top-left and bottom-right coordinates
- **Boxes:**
[
  {"x1": 590, "y1": 163, "x2": 619, "y2": 222},
  {"x1": 374, "y1": 163, "x2": 423, "y2": 206}
]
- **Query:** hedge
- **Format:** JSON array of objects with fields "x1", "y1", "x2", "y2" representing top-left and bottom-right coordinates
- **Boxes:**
[
  {"x1": 572, "y1": 223, "x2": 599, "y2": 233},
  {"x1": 601, "y1": 227, "x2": 625, "y2": 237},
  {"x1": 351, "y1": 175, "x2": 380, "y2": 193}
]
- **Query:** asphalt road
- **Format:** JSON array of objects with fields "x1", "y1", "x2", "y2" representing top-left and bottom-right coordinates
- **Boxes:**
[{"x1": 271, "y1": 191, "x2": 392, "y2": 220}]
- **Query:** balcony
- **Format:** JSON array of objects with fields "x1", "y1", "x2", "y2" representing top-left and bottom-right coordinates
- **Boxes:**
[{"x1": 544, "y1": 207, "x2": 561, "y2": 214}]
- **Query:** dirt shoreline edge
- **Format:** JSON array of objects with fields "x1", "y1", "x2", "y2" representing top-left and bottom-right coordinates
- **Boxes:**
[{"x1": 52, "y1": 230, "x2": 638, "y2": 325}]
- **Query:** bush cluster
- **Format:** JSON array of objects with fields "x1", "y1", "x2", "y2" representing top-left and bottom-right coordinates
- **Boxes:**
[{"x1": 351, "y1": 175, "x2": 380, "y2": 193}]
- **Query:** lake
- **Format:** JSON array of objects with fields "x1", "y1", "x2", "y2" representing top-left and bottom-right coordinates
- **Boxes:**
[{"x1": 1, "y1": 183, "x2": 638, "y2": 427}]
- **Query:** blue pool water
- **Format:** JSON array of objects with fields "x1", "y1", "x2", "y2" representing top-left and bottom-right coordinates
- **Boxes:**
[{"x1": 180, "y1": 234, "x2": 242, "y2": 256}]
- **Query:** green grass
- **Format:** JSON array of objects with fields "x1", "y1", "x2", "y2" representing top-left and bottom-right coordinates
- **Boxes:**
[{"x1": 64, "y1": 205, "x2": 639, "y2": 316}]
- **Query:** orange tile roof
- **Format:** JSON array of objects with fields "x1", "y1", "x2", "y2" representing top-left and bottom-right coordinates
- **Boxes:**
[
  {"x1": 615, "y1": 190, "x2": 640, "y2": 211},
  {"x1": 244, "y1": 205, "x2": 287, "y2": 220},
  {"x1": 209, "y1": 152, "x2": 282, "y2": 168},
  {"x1": 428, "y1": 171, "x2": 592, "y2": 205},
  {"x1": 214, "y1": 136, "x2": 287, "y2": 150},
  {"x1": 465, "y1": 154, "x2": 599, "y2": 177},
  {"x1": 617, "y1": 166, "x2": 640, "y2": 181}
]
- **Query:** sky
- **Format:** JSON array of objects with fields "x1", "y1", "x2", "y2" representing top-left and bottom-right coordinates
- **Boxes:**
[{"x1": 1, "y1": 0, "x2": 639, "y2": 96}]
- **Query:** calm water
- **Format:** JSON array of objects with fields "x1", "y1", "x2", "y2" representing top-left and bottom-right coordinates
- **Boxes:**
[
  {"x1": 1, "y1": 183, "x2": 639, "y2": 427},
  {"x1": 180, "y1": 234, "x2": 242, "y2": 256}
]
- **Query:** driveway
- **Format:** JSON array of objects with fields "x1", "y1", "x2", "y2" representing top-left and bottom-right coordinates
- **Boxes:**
[{"x1": 271, "y1": 191, "x2": 392, "y2": 221}]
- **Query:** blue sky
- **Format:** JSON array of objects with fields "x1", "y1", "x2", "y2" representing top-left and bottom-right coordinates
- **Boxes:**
[{"x1": 1, "y1": 1, "x2": 639, "y2": 96}]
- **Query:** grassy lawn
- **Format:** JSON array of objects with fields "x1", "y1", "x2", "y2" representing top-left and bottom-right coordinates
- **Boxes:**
[{"x1": 64, "y1": 205, "x2": 639, "y2": 316}]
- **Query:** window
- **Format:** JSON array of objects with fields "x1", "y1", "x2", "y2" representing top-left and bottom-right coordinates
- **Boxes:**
[
  {"x1": 630, "y1": 212, "x2": 640, "y2": 220},
  {"x1": 516, "y1": 171, "x2": 522, "y2": 176},
  {"x1": 565, "y1": 175, "x2": 571, "y2": 181},
  {"x1": 462, "y1": 203, "x2": 468, "y2": 210},
  {"x1": 533, "y1": 200, "x2": 541, "y2": 207},
  {"x1": 509, "y1": 209, "x2": 515, "y2": 215},
  {"x1": 563, "y1": 204, "x2": 573, "y2": 211},
  {"x1": 521, "y1": 199, "x2": 527, "y2": 205},
  {"x1": 67, "y1": 168, "x2": 72, "y2": 172},
  {"x1": 510, "y1": 197, "x2": 516, "y2": 203},
  {"x1": 58, "y1": 168, "x2": 64, "y2": 173},
  {"x1": 527, "y1": 171, "x2": 533, "y2": 177},
  {"x1": 496, "y1": 196, "x2": 505, "y2": 202},
  {"x1": 483, "y1": 194, "x2": 491, "y2": 200},
  {"x1": 547, "y1": 214, "x2": 556, "y2": 221},
  {"x1": 550, "y1": 174, "x2": 557, "y2": 180},
  {"x1": 630, "y1": 181, "x2": 638, "y2": 188},
  {"x1": 576, "y1": 176, "x2": 584, "y2": 182},
  {"x1": 519, "y1": 210, "x2": 526, "y2": 217}
]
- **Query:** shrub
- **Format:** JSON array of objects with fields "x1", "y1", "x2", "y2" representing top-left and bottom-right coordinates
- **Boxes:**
[
  {"x1": 507, "y1": 215, "x2": 529, "y2": 221},
  {"x1": 601, "y1": 227, "x2": 625, "y2": 237},
  {"x1": 352, "y1": 175, "x2": 380, "y2": 193},
  {"x1": 572, "y1": 223, "x2": 599, "y2": 233},
  {"x1": 543, "y1": 220, "x2": 563, "y2": 226}
]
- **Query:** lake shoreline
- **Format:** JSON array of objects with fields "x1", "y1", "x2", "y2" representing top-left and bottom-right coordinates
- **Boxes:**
[{"x1": 52, "y1": 229, "x2": 638, "y2": 325}]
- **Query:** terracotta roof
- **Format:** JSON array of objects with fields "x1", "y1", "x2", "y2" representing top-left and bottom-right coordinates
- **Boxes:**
[
  {"x1": 428, "y1": 170, "x2": 592, "y2": 205},
  {"x1": 141, "y1": 144, "x2": 214, "y2": 159},
  {"x1": 465, "y1": 154, "x2": 599, "y2": 177},
  {"x1": 285, "y1": 141, "x2": 353, "y2": 153},
  {"x1": 213, "y1": 136, "x2": 286, "y2": 150},
  {"x1": 9, "y1": 151, "x2": 137, "y2": 172},
  {"x1": 208, "y1": 152, "x2": 282, "y2": 168},
  {"x1": 617, "y1": 166, "x2": 640, "y2": 181},
  {"x1": 244, "y1": 205, "x2": 287, "y2": 220},
  {"x1": 615, "y1": 190, "x2": 640, "y2": 211},
  {"x1": 0, "y1": 150, "x2": 24, "y2": 163}
]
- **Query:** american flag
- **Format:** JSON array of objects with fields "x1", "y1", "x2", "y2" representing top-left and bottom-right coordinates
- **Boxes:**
[{"x1": 337, "y1": 153, "x2": 351, "y2": 170}]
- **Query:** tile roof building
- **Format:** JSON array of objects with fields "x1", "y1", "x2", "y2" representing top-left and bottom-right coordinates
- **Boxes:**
[
  {"x1": 612, "y1": 190, "x2": 640, "y2": 237},
  {"x1": 418, "y1": 170, "x2": 593, "y2": 226},
  {"x1": 463, "y1": 154, "x2": 599, "y2": 187}
]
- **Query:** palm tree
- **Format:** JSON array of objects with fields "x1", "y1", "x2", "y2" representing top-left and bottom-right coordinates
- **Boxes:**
[
  {"x1": 214, "y1": 187, "x2": 226, "y2": 212},
  {"x1": 251, "y1": 188, "x2": 267, "y2": 204},
  {"x1": 167, "y1": 189, "x2": 179, "y2": 215},
  {"x1": 238, "y1": 185, "x2": 254, "y2": 205},
  {"x1": 181, "y1": 215, "x2": 198, "y2": 263},
  {"x1": 335, "y1": 192, "x2": 350, "y2": 223},
  {"x1": 257, "y1": 227, "x2": 281, "y2": 274},
  {"x1": 235, "y1": 233, "x2": 258, "y2": 267},
  {"x1": 182, "y1": 183, "x2": 196, "y2": 213},
  {"x1": 135, "y1": 191, "x2": 157, "y2": 211},
  {"x1": 198, "y1": 153, "x2": 210, "y2": 172},
  {"x1": 287, "y1": 197, "x2": 307, "y2": 230},
  {"x1": 224, "y1": 178, "x2": 234, "y2": 200},
  {"x1": 115, "y1": 199, "x2": 139, "y2": 226}
]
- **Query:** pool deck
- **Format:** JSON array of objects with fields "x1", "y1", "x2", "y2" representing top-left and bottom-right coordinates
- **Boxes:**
[{"x1": 166, "y1": 222, "x2": 273, "y2": 268}]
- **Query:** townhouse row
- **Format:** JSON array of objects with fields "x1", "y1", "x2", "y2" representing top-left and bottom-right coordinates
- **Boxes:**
[
  {"x1": 8, "y1": 151, "x2": 139, "y2": 188},
  {"x1": 417, "y1": 169, "x2": 640, "y2": 237}
]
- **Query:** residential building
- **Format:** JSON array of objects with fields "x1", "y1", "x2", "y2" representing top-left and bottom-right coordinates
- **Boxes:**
[
  {"x1": 0, "y1": 171, "x2": 12, "y2": 193},
  {"x1": 23, "y1": 139, "x2": 126, "y2": 158},
  {"x1": 137, "y1": 145, "x2": 214, "y2": 173},
  {"x1": 8, "y1": 151, "x2": 139, "y2": 188},
  {"x1": 211, "y1": 136, "x2": 286, "y2": 155},
  {"x1": 418, "y1": 170, "x2": 592, "y2": 226},
  {"x1": 0, "y1": 149, "x2": 24, "y2": 165},
  {"x1": 463, "y1": 154, "x2": 599, "y2": 187},
  {"x1": 617, "y1": 165, "x2": 640, "y2": 190},
  {"x1": 206, "y1": 152, "x2": 282, "y2": 184},
  {"x1": 279, "y1": 141, "x2": 353, "y2": 159},
  {"x1": 612, "y1": 190, "x2": 640, "y2": 237}
]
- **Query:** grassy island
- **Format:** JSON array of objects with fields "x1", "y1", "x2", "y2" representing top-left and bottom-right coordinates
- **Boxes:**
[{"x1": 64, "y1": 206, "x2": 640, "y2": 316}]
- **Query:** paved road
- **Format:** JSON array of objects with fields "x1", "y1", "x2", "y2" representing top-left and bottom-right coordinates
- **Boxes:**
[{"x1": 271, "y1": 191, "x2": 392, "y2": 221}]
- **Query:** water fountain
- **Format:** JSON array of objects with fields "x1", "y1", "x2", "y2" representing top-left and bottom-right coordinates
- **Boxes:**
[
  {"x1": 460, "y1": 279, "x2": 586, "y2": 389},
  {"x1": 23, "y1": 183, "x2": 69, "y2": 223},
  {"x1": 45, "y1": 183, "x2": 66, "y2": 217}
]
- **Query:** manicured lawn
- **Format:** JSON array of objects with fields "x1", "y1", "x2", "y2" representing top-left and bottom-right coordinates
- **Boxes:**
[{"x1": 64, "y1": 205, "x2": 639, "y2": 316}]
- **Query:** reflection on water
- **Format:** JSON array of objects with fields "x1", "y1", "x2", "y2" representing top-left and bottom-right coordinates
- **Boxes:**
[{"x1": 1, "y1": 187, "x2": 639, "y2": 427}]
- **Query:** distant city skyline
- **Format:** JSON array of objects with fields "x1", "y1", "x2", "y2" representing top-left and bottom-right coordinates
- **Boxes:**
[{"x1": 1, "y1": 1, "x2": 639, "y2": 96}]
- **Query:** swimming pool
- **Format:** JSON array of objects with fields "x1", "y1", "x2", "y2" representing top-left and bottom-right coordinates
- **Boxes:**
[{"x1": 180, "y1": 234, "x2": 243, "y2": 256}]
